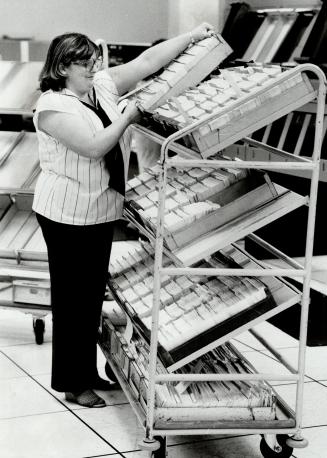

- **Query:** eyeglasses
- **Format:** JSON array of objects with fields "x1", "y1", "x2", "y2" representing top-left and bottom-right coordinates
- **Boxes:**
[{"x1": 72, "y1": 57, "x2": 103, "y2": 72}]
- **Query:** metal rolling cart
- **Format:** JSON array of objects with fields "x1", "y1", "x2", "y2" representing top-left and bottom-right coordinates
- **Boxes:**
[
  {"x1": 0, "y1": 267, "x2": 50, "y2": 345},
  {"x1": 98, "y1": 62, "x2": 326, "y2": 457},
  {"x1": 0, "y1": 164, "x2": 50, "y2": 345},
  {"x1": 0, "y1": 60, "x2": 51, "y2": 344}
]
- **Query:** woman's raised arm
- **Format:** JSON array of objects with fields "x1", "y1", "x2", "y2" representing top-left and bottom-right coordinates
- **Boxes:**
[{"x1": 108, "y1": 23, "x2": 214, "y2": 96}]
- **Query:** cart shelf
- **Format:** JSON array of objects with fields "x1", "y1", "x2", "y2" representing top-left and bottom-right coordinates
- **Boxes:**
[
  {"x1": 98, "y1": 317, "x2": 296, "y2": 431},
  {"x1": 108, "y1": 240, "x2": 301, "y2": 372},
  {"x1": 139, "y1": 63, "x2": 317, "y2": 158},
  {"x1": 125, "y1": 177, "x2": 307, "y2": 265}
]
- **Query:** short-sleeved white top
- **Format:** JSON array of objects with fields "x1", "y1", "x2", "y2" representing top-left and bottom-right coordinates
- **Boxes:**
[{"x1": 32, "y1": 70, "x2": 131, "y2": 225}]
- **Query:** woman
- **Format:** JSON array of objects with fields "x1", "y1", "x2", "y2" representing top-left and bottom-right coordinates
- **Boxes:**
[{"x1": 33, "y1": 23, "x2": 213, "y2": 408}]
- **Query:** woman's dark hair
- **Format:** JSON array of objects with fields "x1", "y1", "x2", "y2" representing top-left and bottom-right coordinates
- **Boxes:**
[{"x1": 39, "y1": 33, "x2": 100, "y2": 92}]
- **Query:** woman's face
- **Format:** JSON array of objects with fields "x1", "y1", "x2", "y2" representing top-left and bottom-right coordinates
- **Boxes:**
[{"x1": 63, "y1": 54, "x2": 102, "y2": 96}]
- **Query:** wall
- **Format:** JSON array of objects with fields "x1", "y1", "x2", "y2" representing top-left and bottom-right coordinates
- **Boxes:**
[
  {"x1": 0, "y1": 0, "x2": 234, "y2": 44},
  {"x1": 167, "y1": 0, "x2": 322, "y2": 38},
  {"x1": 227, "y1": 0, "x2": 321, "y2": 9},
  {"x1": 0, "y1": 0, "x2": 168, "y2": 43},
  {"x1": 0, "y1": 0, "x2": 321, "y2": 44},
  {"x1": 168, "y1": 0, "x2": 226, "y2": 36}
]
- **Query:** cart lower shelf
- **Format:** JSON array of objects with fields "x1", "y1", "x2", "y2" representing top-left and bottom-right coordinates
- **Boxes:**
[{"x1": 98, "y1": 318, "x2": 296, "y2": 432}]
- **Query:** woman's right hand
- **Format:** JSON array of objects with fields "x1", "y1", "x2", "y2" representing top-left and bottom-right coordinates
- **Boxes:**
[
  {"x1": 123, "y1": 100, "x2": 143, "y2": 124},
  {"x1": 190, "y1": 22, "x2": 215, "y2": 44}
]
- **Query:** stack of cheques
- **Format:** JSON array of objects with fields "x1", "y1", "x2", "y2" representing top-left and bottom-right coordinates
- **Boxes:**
[
  {"x1": 109, "y1": 241, "x2": 274, "y2": 366},
  {"x1": 104, "y1": 315, "x2": 276, "y2": 426},
  {"x1": 128, "y1": 33, "x2": 233, "y2": 112},
  {"x1": 124, "y1": 159, "x2": 293, "y2": 259},
  {"x1": 125, "y1": 33, "x2": 314, "y2": 158},
  {"x1": 125, "y1": 160, "x2": 249, "y2": 251}
]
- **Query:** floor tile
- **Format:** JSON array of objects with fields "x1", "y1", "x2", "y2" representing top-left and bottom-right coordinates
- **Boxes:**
[
  {"x1": 35, "y1": 373, "x2": 128, "y2": 410},
  {"x1": 261, "y1": 346, "x2": 327, "y2": 382},
  {"x1": 0, "y1": 410, "x2": 115, "y2": 457},
  {"x1": 231, "y1": 336, "x2": 263, "y2": 353},
  {"x1": 166, "y1": 435, "x2": 263, "y2": 458},
  {"x1": 239, "y1": 348, "x2": 306, "y2": 386},
  {"x1": 76, "y1": 402, "x2": 231, "y2": 453},
  {"x1": 122, "y1": 426, "x2": 327, "y2": 458},
  {"x1": 124, "y1": 434, "x2": 263, "y2": 458},
  {"x1": 274, "y1": 382, "x2": 327, "y2": 428},
  {"x1": 1, "y1": 341, "x2": 118, "y2": 386},
  {"x1": 233, "y1": 321, "x2": 299, "y2": 352},
  {"x1": 0, "y1": 351, "x2": 26, "y2": 379},
  {"x1": 76, "y1": 403, "x2": 144, "y2": 452},
  {"x1": 0, "y1": 307, "x2": 51, "y2": 346},
  {"x1": 293, "y1": 426, "x2": 327, "y2": 458},
  {"x1": 243, "y1": 345, "x2": 326, "y2": 385},
  {"x1": 0, "y1": 376, "x2": 65, "y2": 419},
  {"x1": 1, "y1": 341, "x2": 52, "y2": 375}
]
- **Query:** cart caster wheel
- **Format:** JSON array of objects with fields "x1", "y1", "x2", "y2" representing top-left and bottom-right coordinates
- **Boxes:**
[
  {"x1": 104, "y1": 362, "x2": 118, "y2": 383},
  {"x1": 138, "y1": 438, "x2": 161, "y2": 452},
  {"x1": 285, "y1": 434, "x2": 308, "y2": 449},
  {"x1": 260, "y1": 435, "x2": 293, "y2": 458},
  {"x1": 151, "y1": 436, "x2": 167, "y2": 457},
  {"x1": 33, "y1": 318, "x2": 45, "y2": 345}
]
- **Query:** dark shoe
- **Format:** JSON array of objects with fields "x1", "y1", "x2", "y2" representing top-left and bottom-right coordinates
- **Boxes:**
[
  {"x1": 65, "y1": 389, "x2": 106, "y2": 408},
  {"x1": 93, "y1": 375, "x2": 116, "y2": 391}
]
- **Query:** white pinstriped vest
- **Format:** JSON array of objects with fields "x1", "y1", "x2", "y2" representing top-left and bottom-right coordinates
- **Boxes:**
[{"x1": 32, "y1": 70, "x2": 131, "y2": 225}]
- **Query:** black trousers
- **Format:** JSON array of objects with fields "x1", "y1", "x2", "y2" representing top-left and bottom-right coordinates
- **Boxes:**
[{"x1": 36, "y1": 214, "x2": 114, "y2": 392}]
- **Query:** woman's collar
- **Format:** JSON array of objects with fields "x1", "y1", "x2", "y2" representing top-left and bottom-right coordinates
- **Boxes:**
[
  {"x1": 61, "y1": 88, "x2": 95, "y2": 102},
  {"x1": 61, "y1": 88, "x2": 81, "y2": 99},
  {"x1": 59, "y1": 88, "x2": 98, "y2": 109}
]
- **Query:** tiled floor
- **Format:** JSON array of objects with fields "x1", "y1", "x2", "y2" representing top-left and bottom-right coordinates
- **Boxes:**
[
  {"x1": 1, "y1": 309, "x2": 327, "y2": 458},
  {"x1": 1, "y1": 240, "x2": 327, "y2": 458}
]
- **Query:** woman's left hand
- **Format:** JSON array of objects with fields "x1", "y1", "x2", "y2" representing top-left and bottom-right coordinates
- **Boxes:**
[{"x1": 190, "y1": 22, "x2": 215, "y2": 43}]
